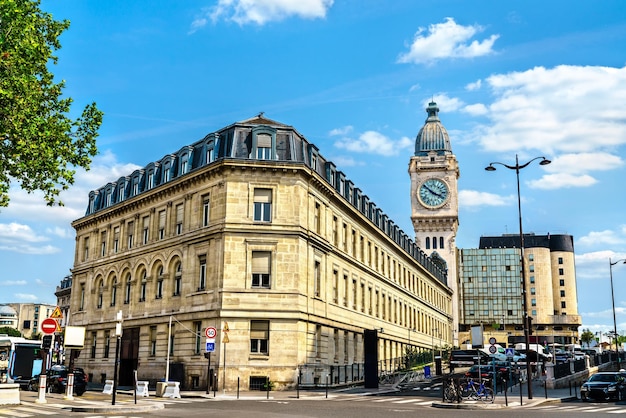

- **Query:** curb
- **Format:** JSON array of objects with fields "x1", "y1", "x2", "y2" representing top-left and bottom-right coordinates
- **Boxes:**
[{"x1": 70, "y1": 403, "x2": 165, "y2": 413}]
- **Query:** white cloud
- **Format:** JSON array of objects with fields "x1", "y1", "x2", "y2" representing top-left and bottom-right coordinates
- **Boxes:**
[
  {"x1": 330, "y1": 156, "x2": 363, "y2": 167},
  {"x1": 574, "y1": 250, "x2": 626, "y2": 281},
  {"x1": 424, "y1": 94, "x2": 465, "y2": 113},
  {"x1": 205, "y1": 0, "x2": 334, "y2": 26},
  {"x1": 462, "y1": 103, "x2": 488, "y2": 116},
  {"x1": 466, "y1": 80, "x2": 482, "y2": 91},
  {"x1": 397, "y1": 17, "x2": 499, "y2": 64},
  {"x1": 334, "y1": 130, "x2": 412, "y2": 156},
  {"x1": 527, "y1": 173, "x2": 597, "y2": 190},
  {"x1": 2, "y1": 280, "x2": 27, "y2": 286},
  {"x1": 459, "y1": 190, "x2": 514, "y2": 208},
  {"x1": 578, "y1": 231, "x2": 626, "y2": 247},
  {"x1": 0, "y1": 223, "x2": 48, "y2": 243},
  {"x1": 473, "y1": 65, "x2": 626, "y2": 156},
  {"x1": 544, "y1": 153, "x2": 624, "y2": 175},
  {"x1": 329, "y1": 126, "x2": 353, "y2": 136}
]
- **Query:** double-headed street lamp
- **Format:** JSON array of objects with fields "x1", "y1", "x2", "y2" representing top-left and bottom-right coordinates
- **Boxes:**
[
  {"x1": 485, "y1": 154, "x2": 551, "y2": 400},
  {"x1": 609, "y1": 258, "x2": 625, "y2": 362}
]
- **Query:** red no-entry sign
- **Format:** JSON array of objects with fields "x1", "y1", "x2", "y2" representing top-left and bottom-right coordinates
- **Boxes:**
[{"x1": 41, "y1": 318, "x2": 57, "y2": 335}]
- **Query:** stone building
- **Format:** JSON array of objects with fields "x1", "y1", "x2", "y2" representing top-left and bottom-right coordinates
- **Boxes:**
[
  {"x1": 458, "y1": 233, "x2": 581, "y2": 347},
  {"x1": 69, "y1": 114, "x2": 453, "y2": 390}
]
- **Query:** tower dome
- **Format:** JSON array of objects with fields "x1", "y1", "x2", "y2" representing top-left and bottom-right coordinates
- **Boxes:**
[{"x1": 414, "y1": 102, "x2": 452, "y2": 156}]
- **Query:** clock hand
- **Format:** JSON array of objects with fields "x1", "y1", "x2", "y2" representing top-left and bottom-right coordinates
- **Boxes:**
[{"x1": 424, "y1": 185, "x2": 443, "y2": 198}]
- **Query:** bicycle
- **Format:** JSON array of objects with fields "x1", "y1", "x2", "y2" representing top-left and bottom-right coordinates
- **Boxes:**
[{"x1": 461, "y1": 378, "x2": 494, "y2": 403}]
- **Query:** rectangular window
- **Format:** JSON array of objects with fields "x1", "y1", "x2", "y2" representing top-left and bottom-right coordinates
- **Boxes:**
[
  {"x1": 83, "y1": 237, "x2": 89, "y2": 261},
  {"x1": 156, "y1": 278, "x2": 163, "y2": 299},
  {"x1": 333, "y1": 270, "x2": 339, "y2": 303},
  {"x1": 559, "y1": 279, "x2": 565, "y2": 286},
  {"x1": 314, "y1": 203, "x2": 321, "y2": 234},
  {"x1": 100, "y1": 231, "x2": 107, "y2": 257},
  {"x1": 530, "y1": 276, "x2": 535, "y2": 283},
  {"x1": 104, "y1": 330, "x2": 110, "y2": 358},
  {"x1": 202, "y1": 195, "x2": 210, "y2": 227},
  {"x1": 113, "y1": 227, "x2": 120, "y2": 253},
  {"x1": 531, "y1": 298, "x2": 536, "y2": 306},
  {"x1": 332, "y1": 216, "x2": 338, "y2": 246},
  {"x1": 559, "y1": 268, "x2": 564, "y2": 275},
  {"x1": 150, "y1": 326, "x2": 157, "y2": 356},
  {"x1": 139, "y1": 279, "x2": 146, "y2": 302},
  {"x1": 314, "y1": 260, "x2": 321, "y2": 297},
  {"x1": 528, "y1": 253, "x2": 534, "y2": 261},
  {"x1": 530, "y1": 287, "x2": 536, "y2": 295},
  {"x1": 142, "y1": 216, "x2": 150, "y2": 244},
  {"x1": 529, "y1": 265, "x2": 535, "y2": 272},
  {"x1": 206, "y1": 148, "x2": 214, "y2": 163},
  {"x1": 252, "y1": 251, "x2": 271, "y2": 288},
  {"x1": 147, "y1": 171, "x2": 154, "y2": 189},
  {"x1": 194, "y1": 321, "x2": 202, "y2": 354},
  {"x1": 176, "y1": 203, "x2": 183, "y2": 235},
  {"x1": 561, "y1": 301, "x2": 566, "y2": 309},
  {"x1": 560, "y1": 290, "x2": 565, "y2": 297},
  {"x1": 127, "y1": 221, "x2": 134, "y2": 249},
  {"x1": 253, "y1": 189, "x2": 272, "y2": 222},
  {"x1": 558, "y1": 257, "x2": 563, "y2": 264},
  {"x1": 159, "y1": 210, "x2": 166, "y2": 239},
  {"x1": 198, "y1": 256, "x2": 207, "y2": 291},
  {"x1": 250, "y1": 320, "x2": 269, "y2": 354},
  {"x1": 90, "y1": 331, "x2": 97, "y2": 358}
]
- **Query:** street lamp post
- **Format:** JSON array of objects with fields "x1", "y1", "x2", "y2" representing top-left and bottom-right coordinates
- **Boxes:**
[
  {"x1": 486, "y1": 154, "x2": 551, "y2": 400},
  {"x1": 609, "y1": 258, "x2": 625, "y2": 362}
]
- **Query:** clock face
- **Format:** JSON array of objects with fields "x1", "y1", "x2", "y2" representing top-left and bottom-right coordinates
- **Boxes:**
[{"x1": 418, "y1": 178, "x2": 449, "y2": 208}]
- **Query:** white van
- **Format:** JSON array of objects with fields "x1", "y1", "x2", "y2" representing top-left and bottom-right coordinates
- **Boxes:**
[{"x1": 514, "y1": 343, "x2": 552, "y2": 360}]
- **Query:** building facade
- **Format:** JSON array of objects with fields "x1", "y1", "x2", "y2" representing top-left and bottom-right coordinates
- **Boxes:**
[
  {"x1": 409, "y1": 102, "x2": 460, "y2": 346},
  {"x1": 5, "y1": 303, "x2": 57, "y2": 339},
  {"x1": 69, "y1": 114, "x2": 453, "y2": 390},
  {"x1": 458, "y1": 233, "x2": 581, "y2": 347}
]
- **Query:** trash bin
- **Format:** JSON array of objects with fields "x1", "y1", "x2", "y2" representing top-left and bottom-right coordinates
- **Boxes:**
[
  {"x1": 435, "y1": 356, "x2": 442, "y2": 375},
  {"x1": 424, "y1": 366, "x2": 431, "y2": 378}
]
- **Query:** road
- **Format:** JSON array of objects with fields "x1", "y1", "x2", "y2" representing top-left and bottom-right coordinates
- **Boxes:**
[{"x1": 3, "y1": 392, "x2": 626, "y2": 417}]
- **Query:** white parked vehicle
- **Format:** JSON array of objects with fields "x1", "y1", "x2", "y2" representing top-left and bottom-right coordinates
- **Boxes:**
[{"x1": 481, "y1": 345, "x2": 526, "y2": 363}]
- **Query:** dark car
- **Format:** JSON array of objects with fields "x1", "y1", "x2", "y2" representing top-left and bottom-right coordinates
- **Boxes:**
[
  {"x1": 580, "y1": 372, "x2": 625, "y2": 401},
  {"x1": 28, "y1": 365, "x2": 87, "y2": 396},
  {"x1": 465, "y1": 361, "x2": 511, "y2": 380},
  {"x1": 450, "y1": 349, "x2": 491, "y2": 370}
]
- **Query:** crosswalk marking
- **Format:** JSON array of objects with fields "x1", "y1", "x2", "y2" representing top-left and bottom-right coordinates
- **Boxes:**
[
  {"x1": 392, "y1": 398, "x2": 422, "y2": 404},
  {"x1": 13, "y1": 406, "x2": 57, "y2": 415}
]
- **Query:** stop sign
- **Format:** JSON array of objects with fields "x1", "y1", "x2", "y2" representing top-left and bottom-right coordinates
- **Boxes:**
[{"x1": 41, "y1": 318, "x2": 57, "y2": 335}]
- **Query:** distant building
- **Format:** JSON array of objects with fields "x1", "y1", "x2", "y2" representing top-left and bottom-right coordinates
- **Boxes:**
[
  {"x1": 69, "y1": 114, "x2": 452, "y2": 390},
  {"x1": 0, "y1": 305, "x2": 18, "y2": 330},
  {"x1": 5, "y1": 303, "x2": 57, "y2": 338},
  {"x1": 54, "y1": 275, "x2": 72, "y2": 329},
  {"x1": 458, "y1": 233, "x2": 580, "y2": 347}
]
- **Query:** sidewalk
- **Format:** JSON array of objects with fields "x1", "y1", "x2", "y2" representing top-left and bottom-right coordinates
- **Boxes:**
[
  {"x1": 14, "y1": 378, "x2": 579, "y2": 414},
  {"x1": 432, "y1": 377, "x2": 579, "y2": 409}
]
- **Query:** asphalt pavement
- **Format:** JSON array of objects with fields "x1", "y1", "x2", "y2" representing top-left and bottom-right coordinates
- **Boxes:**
[{"x1": 9, "y1": 376, "x2": 585, "y2": 414}]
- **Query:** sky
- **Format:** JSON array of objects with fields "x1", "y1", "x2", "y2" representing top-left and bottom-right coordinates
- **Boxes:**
[{"x1": 2, "y1": 0, "x2": 626, "y2": 341}]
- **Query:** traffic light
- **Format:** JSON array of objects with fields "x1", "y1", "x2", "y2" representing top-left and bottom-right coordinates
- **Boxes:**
[
  {"x1": 42, "y1": 335, "x2": 53, "y2": 350},
  {"x1": 527, "y1": 316, "x2": 533, "y2": 335}
]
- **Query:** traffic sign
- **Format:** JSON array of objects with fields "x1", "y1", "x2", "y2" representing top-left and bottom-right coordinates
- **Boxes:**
[
  {"x1": 489, "y1": 345, "x2": 497, "y2": 354},
  {"x1": 489, "y1": 337, "x2": 497, "y2": 345},
  {"x1": 41, "y1": 318, "x2": 58, "y2": 335},
  {"x1": 205, "y1": 327, "x2": 217, "y2": 339},
  {"x1": 505, "y1": 348, "x2": 515, "y2": 358},
  {"x1": 50, "y1": 306, "x2": 63, "y2": 319},
  {"x1": 206, "y1": 341, "x2": 215, "y2": 352}
]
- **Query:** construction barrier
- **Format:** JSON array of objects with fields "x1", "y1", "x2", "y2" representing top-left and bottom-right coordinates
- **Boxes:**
[
  {"x1": 102, "y1": 379, "x2": 114, "y2": 395},
  {"x1": 162, "y1": 381, "x2": 181, "y2": 399},
  {"x1": 136, "y1": 380, "x2": 150, "y2": 397}
]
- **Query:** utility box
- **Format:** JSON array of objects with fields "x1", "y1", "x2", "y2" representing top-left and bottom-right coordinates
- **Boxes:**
[
  {"x1": 435, "y1": 356, "x2": 442, "y2": 375},
  {"x1": 156, "y1": 381, "x2": 168, "y2": 397}
]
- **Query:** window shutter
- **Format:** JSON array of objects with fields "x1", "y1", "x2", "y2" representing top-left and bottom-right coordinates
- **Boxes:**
[
  {"x1": 254, "y1": 189, "x2": 272, "y2": 203},
  {"x1": 252, "y1": 252, "x2": 270, "y2": 274},
  {"x1": 250, "y1": 320, "x2": 269, "y2": 339},
  {"x1": 257, "y1": 134, "x2": 271, "y2": 148}
]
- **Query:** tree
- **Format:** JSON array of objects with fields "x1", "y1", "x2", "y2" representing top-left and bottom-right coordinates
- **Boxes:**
[
  {"x1": 580, "y1": 328, "x2": 595, "y2": 348},
  {"x1": 0, "y1": 0, "x2": 102, "y2": 207},
  {"x1": 0, "y1": 326, "x2": 21, "y2": 337}
]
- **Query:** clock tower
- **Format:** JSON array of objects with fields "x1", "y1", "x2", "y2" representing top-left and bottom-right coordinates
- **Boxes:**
[{"x1": 408, "y1": 102, "x2": 460, "y2": 346}]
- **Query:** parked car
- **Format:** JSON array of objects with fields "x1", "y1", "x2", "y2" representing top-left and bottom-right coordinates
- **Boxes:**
[
  {"x1": 28, "y1": 365, "x2": 87, "y2": 396},
  {"x1": 516, "y1": 349, "x2": 551, "y2": 363},
  {"x1": 465, "y1": 361, "x2": 511, "y2": 381},
  {"x1": 580, "y1": 372, "x2": 625, "y2": 402},
  {"x1": 572, "y1": 351, "x2": 588, "y2": 361},
  {"x1": 449, "y1": 349, "x2": 491, "y2": 369},
  {"x1": 554, "y1": 350, "x2": 573, "y2": 363},
  {"x1": 481, "y1": 345, "x2": 526, "y2": 363}
]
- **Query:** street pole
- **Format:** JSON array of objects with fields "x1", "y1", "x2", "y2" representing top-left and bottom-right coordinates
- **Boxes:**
[
  {"x1": 112, "y1": 310, "x2": 123, "y2": 406},
  {"x1": 486, "y1": 154, "x2": 551, "y2": 400},
  {"x1": 165, "y1": 315, "x2": 172, "y2": 382},
  {"x1": 609, "y1": 258, "x2": 625, "y2": 362}
]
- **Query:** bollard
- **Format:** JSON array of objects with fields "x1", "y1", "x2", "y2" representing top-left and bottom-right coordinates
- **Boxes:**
[
  {"x1": 544, "y1": 380, "x2": 547, "y2": 399},
  {"x1": 36, "y1": 374, "x2": 47, "y2": 404},
  {"x1": 296, "y1": 373, "x2": 300, "y2": 399},
  {"x1": 266, "y1": 376, "x2": 270, "y2": 399},
  {"x1": 503, "y1": 379, "x2": 508, "y2": 406},
  {"x1": 326, "y1": 374, "x2": 329, "y2": 399},
  {"x1": 519, "y1": 378, "x2": 523, "y2": 406},
  {"x1": 64, "y1": 373, "x2": 75, "y2": 401},
  {"x1": 237, "y1": 377, "x2": 240, "y2": 400},
  {"x1": 213, "y1": 374, "x2": 217, "y2": 398}
]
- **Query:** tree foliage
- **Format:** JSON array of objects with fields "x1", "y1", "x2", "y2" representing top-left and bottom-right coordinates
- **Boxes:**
[
  {"x1": 0, "y1": 326, "x2": 21, "y2": 337},
  {"x1": 580, "y1": 328, "x2": 595, "y2": 347},
  {"x1": 0, "y1": 0, "x2": 102, "y2": 207}
]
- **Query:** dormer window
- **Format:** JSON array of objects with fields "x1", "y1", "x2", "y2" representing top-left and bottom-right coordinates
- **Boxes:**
[{"x1": 256, "y1": 134, "x2": 272, "y2": 160}]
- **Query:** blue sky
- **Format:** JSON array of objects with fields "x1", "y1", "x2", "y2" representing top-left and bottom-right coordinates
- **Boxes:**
[{"x1": 2, "y1": 0, "x2": 626, "y2": 340}]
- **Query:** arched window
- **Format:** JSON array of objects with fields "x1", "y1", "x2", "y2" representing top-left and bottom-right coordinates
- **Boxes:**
[
  {"x1": 111, "y1": 277, "x2": 117, "y2": 306},
  {"x1": 432, "y1": 236, "x2": 437, "y2": 249},
  {"x1": 173, "y1": 261, "x2": 182, "y2": 296},
  {"x1": 97, "y1": 280, "x2": 104, "y2": 309},
  {"x1": 439, "y1": 237, "x2": 444, "y2": 249},
  {"x1": 425, "y1": 237, "x2": 430, "y2": 249},
  {"x1": 156, "y1": 266, "x2": 164, "y2": 299},
  {"x1": 139, "y1": 269, "x2": 147, "y2": 302},
  {"x1": 124, "y1": 273, "x2": 131, "y2": 304}
]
